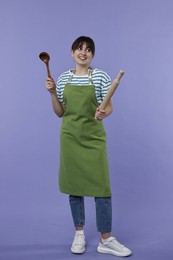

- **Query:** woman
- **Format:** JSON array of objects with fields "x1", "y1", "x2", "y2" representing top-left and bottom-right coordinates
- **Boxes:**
[{"x1": 46, "y1": 36, "x2": 132, "y2": 257}]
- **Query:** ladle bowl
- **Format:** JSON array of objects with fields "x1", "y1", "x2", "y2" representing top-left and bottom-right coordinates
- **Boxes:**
[{"x1": 39, "y1": 52, "x2": 51, "y2": 77}]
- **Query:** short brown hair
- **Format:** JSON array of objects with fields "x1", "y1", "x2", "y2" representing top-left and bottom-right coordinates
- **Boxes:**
[{"x1": 71, "y1": 36, "x2": 95, "y2": 56}]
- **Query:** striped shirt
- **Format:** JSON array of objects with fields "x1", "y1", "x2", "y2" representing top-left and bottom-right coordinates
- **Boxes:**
[{"x1": 56, "y1": 68, "x2": 111, "y2": 105}]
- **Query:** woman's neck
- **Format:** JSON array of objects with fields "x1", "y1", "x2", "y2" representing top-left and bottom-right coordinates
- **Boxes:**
[{"x1": 74, "y1": 66, "x2": 89, "y2": 76}]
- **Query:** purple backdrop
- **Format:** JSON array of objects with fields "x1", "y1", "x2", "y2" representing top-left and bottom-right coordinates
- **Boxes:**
[{"x1": 0, "y1": 0, "x2": 173, "y2": 259}]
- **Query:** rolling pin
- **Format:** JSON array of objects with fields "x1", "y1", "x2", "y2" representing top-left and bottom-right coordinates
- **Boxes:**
[{"x1": 99, "y1": 70, "x2": 125, "y2": 110}]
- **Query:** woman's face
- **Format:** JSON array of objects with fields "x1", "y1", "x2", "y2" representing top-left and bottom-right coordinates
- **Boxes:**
[{"x1": 72, "y1": 42, "x2": 94, "y2": 68}]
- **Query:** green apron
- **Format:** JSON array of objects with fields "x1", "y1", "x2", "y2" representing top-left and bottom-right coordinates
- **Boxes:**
[{"x1": 59, "y1": 70, "x2": 112, "y2": 197}]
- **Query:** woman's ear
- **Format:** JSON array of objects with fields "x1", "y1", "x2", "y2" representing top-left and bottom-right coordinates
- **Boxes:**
[{"x1": 71, "y1": 50, "x2": 74, "y2": 57}]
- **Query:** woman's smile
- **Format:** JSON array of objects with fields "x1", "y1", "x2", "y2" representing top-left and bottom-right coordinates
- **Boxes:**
[{"x1": 78, "y1": 55, "x2": 87, "y2": 61}]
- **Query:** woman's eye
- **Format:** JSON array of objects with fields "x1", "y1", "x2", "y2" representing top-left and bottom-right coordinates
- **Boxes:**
[{"x1": 86, "y1": 48, "x2": 91, "y2": 52}]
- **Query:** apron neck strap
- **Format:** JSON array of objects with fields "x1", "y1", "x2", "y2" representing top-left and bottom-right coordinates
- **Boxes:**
[{"x1": 88, "y1": 69, "x2": 94, "y2": 85}]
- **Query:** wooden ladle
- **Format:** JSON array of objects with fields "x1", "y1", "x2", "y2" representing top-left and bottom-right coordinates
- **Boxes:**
[{"x1": 39, "y1": 52, "x2": 51, "y2": 78}]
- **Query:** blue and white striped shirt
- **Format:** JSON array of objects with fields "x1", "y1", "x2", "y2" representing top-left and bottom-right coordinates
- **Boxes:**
[{"x1": 56, "y1": 68, "x2": 111, "y2": 105}]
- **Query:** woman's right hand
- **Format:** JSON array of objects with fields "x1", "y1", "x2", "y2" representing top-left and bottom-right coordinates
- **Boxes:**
[{"x1": 46, "y1": 77, "x2": 56, "y2": 94}]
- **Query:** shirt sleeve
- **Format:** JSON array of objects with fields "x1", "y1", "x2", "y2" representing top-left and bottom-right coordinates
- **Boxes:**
[
  {"x1": 56, "y1": 71, "x2": 70, "y2": 104},
  {"x1": 56, "y1": 75, "x2": 63, "y2": 103}
]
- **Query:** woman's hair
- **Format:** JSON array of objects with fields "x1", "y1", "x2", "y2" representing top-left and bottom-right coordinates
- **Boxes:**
[{"x1": 71, "y1": 36, "x2": 95, "y2": 56}]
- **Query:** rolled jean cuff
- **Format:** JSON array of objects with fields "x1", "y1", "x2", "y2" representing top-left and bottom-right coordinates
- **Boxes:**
[{"x1": 97, "y1": 227, "x2": 112, "y2": 233}]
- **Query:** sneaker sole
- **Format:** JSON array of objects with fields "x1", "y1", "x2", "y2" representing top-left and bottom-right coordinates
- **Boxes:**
[
  {"x1": 71, "y1": 248, "x2": 85, "y2": 254},
  {"x1": 97, "y1": 246, "x2": 132, "y2": 257}
]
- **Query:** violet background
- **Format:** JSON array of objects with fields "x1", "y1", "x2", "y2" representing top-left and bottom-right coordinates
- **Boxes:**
[{"x1": 0, "y1": 0, "x2": 173, "y2": 259}]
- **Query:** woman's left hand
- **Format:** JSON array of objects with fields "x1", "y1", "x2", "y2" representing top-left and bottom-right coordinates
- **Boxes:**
[{"x1": 94, "y1": 107, "x2": 107, "y2": 120}]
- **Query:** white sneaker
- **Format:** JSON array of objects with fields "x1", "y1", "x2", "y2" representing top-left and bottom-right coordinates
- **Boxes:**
[
  {"x1": 97, "y1": 237, "x2": 132, "y2": 257},
  {"x1": 71, "y1": 231, "x2": 86, "y2": 254}
]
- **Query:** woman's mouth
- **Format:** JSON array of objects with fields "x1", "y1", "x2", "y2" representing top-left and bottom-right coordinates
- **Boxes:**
[{"x1": 78, "y1": 55, "x2": 87, "y2": 61}]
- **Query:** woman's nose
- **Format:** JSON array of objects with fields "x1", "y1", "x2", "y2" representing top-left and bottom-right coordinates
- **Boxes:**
[{"x1": 80, "y1": 49, "x2": 86, "y2": 55}]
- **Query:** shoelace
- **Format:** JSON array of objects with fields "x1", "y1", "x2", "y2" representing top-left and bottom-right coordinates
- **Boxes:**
[
  {"x1": 74, "y1": 234, "x2": 85, "y2": 245},
  {"x1": 103, "y1": 237, "x2": 124, "y2": 249}
]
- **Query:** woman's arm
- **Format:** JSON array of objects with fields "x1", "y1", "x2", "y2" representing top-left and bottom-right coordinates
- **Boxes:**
[{"x1": 46, "y1": 77, "x2": 65, "y2": 118}]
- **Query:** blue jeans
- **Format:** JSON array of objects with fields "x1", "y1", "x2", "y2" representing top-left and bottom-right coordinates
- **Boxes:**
[{"x1": 69, "y1": 195, "x2": 112, "y2": 233}]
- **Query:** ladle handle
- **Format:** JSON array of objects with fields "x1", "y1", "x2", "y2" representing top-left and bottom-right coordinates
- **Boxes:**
[{"x1": 46, "y1": 62, "x2": 51, "y2": 78}]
